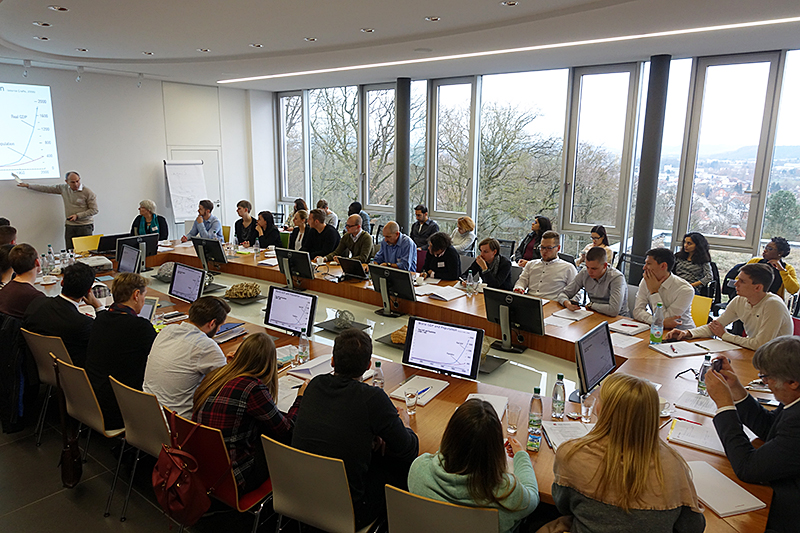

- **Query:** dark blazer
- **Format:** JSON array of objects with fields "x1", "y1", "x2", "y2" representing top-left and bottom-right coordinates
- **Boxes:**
[
  {"x1": 288, "y1": 227, "x2": 304, "y2": 250},
  {"x1": 130, "y1": 214, "x2": 169, "y2": 240},
  {"x1": 302, "y1": 224, "x2": 341, "y2": 259},
  {"x1": 422, "y1": 245, "x2": 461, "y2": 281},
  {"x1": 714, "y1": 395, "x2": 800, "y2": 533},
  {"x1": 23, "y1": 296, "x2": 94, "y2": 367},
  {"x1": 234, "y1": 218, "x2": 259, "y2": 247},
  {"x1": 257, "y1": 226, "x2": 282, "y2": 248},
  {"x1": 463, "y1": 254, "x2": 513, "y2": 291}
]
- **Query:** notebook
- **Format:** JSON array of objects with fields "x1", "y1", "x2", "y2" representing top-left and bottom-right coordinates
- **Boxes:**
[
  {"x1": 466, "y1": 393, "x2": 508, "y2": 419},
  {"x1": 688, "y1": 461, "x2": 766, "y2": 517},
  {"x1": 649, "y1": 341, "x2": 708, "y2": 357},
  {"x1": 541, "y1": 421, "x2": 595, "y2": 451},
  {"x1": 552, "y1": 308, "x2": 593, "y2": 321},
  {"x1": 609, "y1": 319, "x2": 650, "y2": 335},
  {"x1": 389, "y1": 375, "x2": 449, "y2": 406},
  {"x1": 675, "y1": 390, "x2": 717, "y2": 417}
]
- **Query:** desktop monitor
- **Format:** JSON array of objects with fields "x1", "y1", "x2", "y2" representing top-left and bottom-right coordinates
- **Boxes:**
[
  {"x1": 368, "y1": 263, "x2": 416, "y2": 318},
  {"x1": 93, "y1": 233, "x2": 130, "y2": 254},
  {"x1": 191, "y1": 236, "x2": 228, "y2": 270},
  {"x1": 402, "y1": 316, "x2": 484, "y2": 380},
  {"x1": 117, "y1": 244, "x2": 141, "y2": 274},
  {"x1": 483, "y1": 287, "x2": 545, "y2": 353},
  {"x1": 168, "y1": 262, "x2": 206, "y2": 303},
  {"x1": 264, "y1": 285, "x2": 318, "y2": 336},
  {"x1": 274, "y1": 247, "x2": 315, "y2": 291},
  {"x1": 572, "y1": 321, "x2": 617, "y2": 402},
  {"x1": 116, "y1": 233, "x2": 158, "y2": 272}
]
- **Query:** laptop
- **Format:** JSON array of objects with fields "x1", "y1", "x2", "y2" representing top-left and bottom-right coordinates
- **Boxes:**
[
  {"x1": 337, "y1": 256, "x2": 369, "y2": 280},
  {"x1": 138, "y1": 296, "x2": 159, "y2": 322},
  {"x1": 90, "y1": 233, "x2": 129, "y2": 255}
]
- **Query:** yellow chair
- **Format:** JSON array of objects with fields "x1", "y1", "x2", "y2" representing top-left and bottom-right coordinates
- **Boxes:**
[
  {"x1": 222, "y1": 225, "x2": 231, "y2": 243},
  {"x1": 72, "y1": 234, "x2": 103, "y2": 254},
  {"x1": 691, "y1": 294, "x2": 713, "y2": 328}
]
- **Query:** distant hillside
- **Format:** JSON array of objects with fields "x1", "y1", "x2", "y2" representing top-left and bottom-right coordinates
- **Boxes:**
[{"x1": 704, "y1": 146, "x2": 800, "y2": 160}]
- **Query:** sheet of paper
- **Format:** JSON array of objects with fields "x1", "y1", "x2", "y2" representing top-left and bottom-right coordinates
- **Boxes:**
[
  {"x1": 650, "y1": 341, "x2": 708, "y2": 357},
  {"x1": 667, "y1": 419, "x2": 726, "y2": 455},
  {"x1": 552, "y1": 308, "x2": 593, "y2": 321},
  {"x1": 466, "y1": 393, "x2": 508, "y2": 418},
  {"x1": 542, "y1": 421, "x2": 595, "y2": 451},
  {"x1": 389, "y1": 375, "x2": 449, "y2": 406},
  {"x1": 277, "y1": 375, "x2": 304, "y2": 412},
  {"x1": 692, "y1": 339, "x2": 742, "y2": 353},
  {"x1": 675, "y1": 390, "x2": 718, "y2": 417},
  {"x1": 288, "y1": 356, "x2": 333, "y2": 379},
  {"x1": 610, "y1": 332, "x2": 644, "y2": 349},
  {"x1": 544, "y1": 315, "x2": 574, "y2": 328},
  {"x1": 259, "y1": 258, "x2": 279, "y2": 266},
  {"x1": 609, "y1": 319, "x2": 650, "y2": 335},
  {"x1": 414, "y1": 285, "x2": 438, "y2": 296},
  {"x1": 175, "y1": 242, "x2": 194, "y2": 248},
  {"x1": 688, "y1": 461, "x2": 766, "y2": 518}
]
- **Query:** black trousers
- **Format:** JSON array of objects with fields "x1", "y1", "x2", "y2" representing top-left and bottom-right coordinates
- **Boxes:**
[{"x1": 64, "y1": 224, "x2": 93, "y2": 250}]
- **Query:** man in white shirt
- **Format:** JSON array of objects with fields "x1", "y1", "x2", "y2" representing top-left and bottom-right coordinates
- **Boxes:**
[
  {"x1": 633, "y1": 247, "x2": 695, "y2": 330},
  {"x1": 143, "y1": 296, "x2": 230, "y2": 417},
  {"x1": 514, "y1": 230, "x2": 576, "y2": 301},
  {"x1": 664, "y1": 263, "x2": 792, "y2": 350}
]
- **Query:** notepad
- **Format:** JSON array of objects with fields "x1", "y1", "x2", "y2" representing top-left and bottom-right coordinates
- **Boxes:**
[
  {"x1": 259, "y1": 258, "x2": 279, "y2": 266},
  {"x1": 688, "y1": 461, "x2": 766, "y2": 517},
  {"x1": 691, "y1": 339, "x2": 741, "y2": 353},
  {"x1": 675, "y1": 390, "x2": 718, "y2": 417},
  {"x1": 467, "y1": 393, "x2": 508, "y2": 418},
  {"x1": 542, "y1": 421, "x2": 595, "y2": 451},
  {"x1": 610, "y1": 332, "x2": 644, "y2": 349},
  {"x1": 426, "y1": 286, "x2": 465, "y2": 301},
  {"x1": 552, "y1": 308, "x2": 593, "y2": 321},
  {"x1": 389, "y1": 375, "x2": 449, "y2": 406},
  {"x1": 277, "y1": 375, "x2": 305, "y2": 412},
  {"x1": 649, "y1": 341, "x2": 708, "y2": 357},
  {"x1": 288, "y1": 356, "x2": 333, "y2": 379},
  {"x1": 609, "y1": 319, "x2": 650, "y2": 335},
  {"x1": 667, "y1": 419, "x2": 726, "y2": 455}
]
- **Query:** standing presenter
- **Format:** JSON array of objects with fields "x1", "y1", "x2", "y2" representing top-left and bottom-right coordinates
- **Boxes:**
[{"x1": 17, "y1": 171, "x2": 98, "y2": 249}]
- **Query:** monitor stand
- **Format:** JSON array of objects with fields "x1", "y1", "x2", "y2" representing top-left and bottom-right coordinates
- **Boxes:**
[
  {"x1": 479, "y1": 355, "x2": 508, "y2": 374},
  {"x1": 568, "y1": 389, "x2": 582, "y2": 403},
  {"x1": 138, "y1": 242, "x2": 152, "y2": 272},
  {"x1": 374, "y1": 277, "x2": 403, "y2": 318},
  {"x1": 489, "y1": 305, "x2": 525, "y2": 353},
  {"x1": 197, "y1": 244, "x2": 226, "y2": 293}
]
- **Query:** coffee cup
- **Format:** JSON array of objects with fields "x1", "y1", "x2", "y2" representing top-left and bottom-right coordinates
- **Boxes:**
[
  {"x1": 42, "y1": 275, "x2": 57, "y2": 284},
  {"x1": 659, "y1": 397, "x2": 671, "y2": 413}
]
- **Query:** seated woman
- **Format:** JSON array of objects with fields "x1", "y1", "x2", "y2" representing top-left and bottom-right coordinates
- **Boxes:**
[
  {"x1": 284, "y1": 198, "x2": 309, "y2": 229},
  {"x1": 193, "y1": 332, "x2": 307, "y2": 493},
  {"x1": 462, "y1": 238, "x2": 513, "y2": 290},
  {"x1": 450, "y1": 216, "x2": 477, "y2": 256},
  {"x1": 514, "y1": 215, "x2": 552, "y2": 267},
  {"x1": 673, "y1": 232, "x2": 713, "y2": 294},
  {"x1": 539, "y1": 373, "x2": 705, "y2": 533},
  {"x1": 130, "y1": 199, "x2": 168, "y2": 240},
  {"x1": 234, "y1": 200, "x2": 259, "y2": 247},
  {"x1": 408, "y1": 398, "x2": 539, "y2": 533},
  {"x1": 421, "y1": 232, "x2": 461, "y2": 281},
  {"x1": 575, "y1": 225, "x2": 614, "y2": 267},
  {"x1": 746, "y1": 236, "x2": 799, "y2": 298},
  {"x1": 255, "y1": 211, "x2": 282, "y2": 248},
  {"x1": 288, "y1": 209, "x2": 309, "y2": 251}
]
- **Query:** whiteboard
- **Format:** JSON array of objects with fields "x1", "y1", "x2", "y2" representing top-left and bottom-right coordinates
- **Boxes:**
[{"x1": 164, "y1": 160, "x2": 208, "y2": 221}]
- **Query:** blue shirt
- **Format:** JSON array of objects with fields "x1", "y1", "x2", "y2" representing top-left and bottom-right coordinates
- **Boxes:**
[
  {"x1": 187, "y1": 214, "x2": 223, "y2": 241},
  {"x1": 373, "y1": 233, "x2": 417, "y2": 271}
]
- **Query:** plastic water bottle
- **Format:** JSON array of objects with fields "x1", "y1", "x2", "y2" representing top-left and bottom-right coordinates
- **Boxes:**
[
  {"x1": 552, "y1": 373, "x2": 565, "y2": 419},
  {"x1": 297, "y1": 327, "x2": 310, "y2": 365},
  {"x1": 650, "y1": 302, "x2": 664, "y2": 345},
  {"x1": 527, "y1": 387, "x2": 543, "y2": 452},
  {"x1": 59, "y1": 249, "x2": 67, "y2": 266},
  {"x1": 253, "y1": 239, "x2": 260, "y2": 258},
  {"x1": 465, "y1": 271, "x2": 474, "y2": 295},
  {"x1": 40, "y1": 254, "x2": 49, "y2": 275},
  {"x1": 372, "y1": 361, "x2": 385, "y2": 389},
  {"x1": 67, "y1": 250, "x2": 75, "y2": 266},
  {"x1": 46, "y1": 245, "x2": 55, "y2": 271},
  {"x1": 697, "y1": 354, "x2": 712, "y2": 396}
]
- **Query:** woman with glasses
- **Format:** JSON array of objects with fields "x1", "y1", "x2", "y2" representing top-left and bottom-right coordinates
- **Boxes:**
[
  {"x1": 673, "y1": 232, "x2": 713, "y2": 294},
  {"x1": 744, "y1": 236, "x2": 799, "y2": 298},
  {"x1": 575, "y1": 225, "x2": 614, "y2": 268}
]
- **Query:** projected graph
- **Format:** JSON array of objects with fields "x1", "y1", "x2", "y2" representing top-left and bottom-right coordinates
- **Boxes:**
[{"x1": 0, "y1": 82, "x2": 60, "y2": 179}]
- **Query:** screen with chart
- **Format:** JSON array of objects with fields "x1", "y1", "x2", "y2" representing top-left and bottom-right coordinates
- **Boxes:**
[
  {"x1": 1, "y1": 82, "x2": 61, "y2": 180},
  {"x1": 168, "y1": 263, "x2": 205, "y2": 303},
  {"x1": 402, "y1": 317, "x2": 484, "y2": 380},
  {"x1": 264, "y1": 286, "x2": 317, "y2": 336}
]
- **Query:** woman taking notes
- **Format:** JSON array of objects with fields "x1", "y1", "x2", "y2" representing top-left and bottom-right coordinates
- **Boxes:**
[
  {"x1": 408, "y1": 399, "x2": 539, "y2": 533},
  {"x1": 539, "y1": 373, "x2": 704, "y2": 533}
]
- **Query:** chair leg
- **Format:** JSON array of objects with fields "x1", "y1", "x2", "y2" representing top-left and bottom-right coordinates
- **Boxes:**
[
  {"x1": 119, "y1": 449, "x2": 141, "y2": 522},
  {"x1": 34, "y1": 385, "x2": 53, "y2": 447},
  {"x1": 82, "y1": 428, "x2": 92, "y2": 463},
  {"x1": 104, "y1": 438, "x2": 126, "y2": 517},
  {"x1": 250, "y1": 495, "x2": 271, "y2": 533},
  {"x1": 275, "y1": 514, "x2": 282, "y2": 533}
]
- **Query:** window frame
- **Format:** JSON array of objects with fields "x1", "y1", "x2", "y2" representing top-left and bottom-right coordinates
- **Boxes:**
[
  {"x1": 361, "y1": 82, "x2": 398, "y2": 214},
  {"x1": 275, "y1": 90, "x2": 310, "y2": 204}
]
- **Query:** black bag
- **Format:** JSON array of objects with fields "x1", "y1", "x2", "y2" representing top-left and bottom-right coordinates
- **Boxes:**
[{"x1": 53, "y1": 360, "x2": 82, "y2": 488}]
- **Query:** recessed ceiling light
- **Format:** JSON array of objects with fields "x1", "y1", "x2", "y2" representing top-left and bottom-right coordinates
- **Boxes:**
[
  {"x1": 304, "y1": 37, "x2": 317, "y2": 42},
  {"x1": 425, "y1": 16, "x2": 441, "y2": 22},
  {"x1": 47, "y1": 5, "x2": 69, "y2": 12},
  {"x1": 501, "y1": 1, "x2": 519, "y2": 5},
  {"x1": 249, "y1": 43, "x2": 263, "y2": 48},
  {"x1": 360, "y1": 28, "x2": 375, "y2": 33},
  {"x1": 75, "y1": 48, "x2": 88, "y2": 52},
  {"x1": 33, "y1": 21, "x2": 51, "y2": 27},
  {"x1": 197, "y1": 48, "x2": 210, "y2": 53},
  {"x1": 414, "y1": 47, "x2": 433, "y2": 53},
  {"x1": 33, "y1": 36, "x2": 49, "y2": 41},
  {"x1": 142, "y1": 51, "x2": 154, "y2": 56}
]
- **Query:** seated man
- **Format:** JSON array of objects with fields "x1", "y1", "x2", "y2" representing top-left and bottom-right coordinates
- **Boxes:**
[
  {"x1": 420, "y1": 232, "x2": 461, "y2": 281},
  {"x1": 513, "y1": 230, "x2": 576, "y2": 300},
  {"x1": 321, "y1": 214, "x2": 373, "y2": 264},
  {"x1": 0, "y1": 244, "x2": 15, "y2": 289},
  {"x1": 23, "y1": 262, "x2": 102, "y2": 367},
  {"x1": 633, "y1": 247, "x2": 695, "y2": 330},
  {"x1": 410, "y1": 204, "x2": 439, "y2": 250},
  {"x1": 745, "y1": 236, "x2": 798, "y2": 298},
  {"x1": 0, "y1": 226, "x2": 16, "y2": 246},
  {"x1": 0, "y1": 244, "x2": 45, "y2": 318},
  {"x1": 463, "y1": 238, "x2": 513, "y2": 291},
  {"x1": 557, "y1": 246, "x2": 629, "y2": 317},
  {"x1": 665, "y1": 263, "x2": 792, "y2": 350},
  {"x1": 348, "y1": 201, "x2": 370, "y2": 233},
  {"x1": 292, "y1": 329, "x2": 419, "y2": 528},
  {"x1": 372, "y1": 221, "x2": 417, "y2": 272},
  {"x1": 85, "y1": 273, "x2": 158, "y2": 430},
  {"x1": 705, "y1": 336, "x2": 800, "y2": 533},
  {"x1": 143, "y1": 296, "x2": 229, "y2": 418},
  {"x1": 302, "y1": 208, "x2": 341, "y2": 259},
  {"x1": 316, "y1": 198, "x2": 339, "y2": 228},
  {"x1": 181, "y1": 199, "x2": 223, "y2": 242}
]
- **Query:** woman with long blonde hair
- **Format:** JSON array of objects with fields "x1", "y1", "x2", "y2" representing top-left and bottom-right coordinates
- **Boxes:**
[
  {"x1": 193, "y1": 333, "x2": 308, "y2": 492},
  {"x1": 538, "y1": 373, "x2": 704, "y2": 533}
]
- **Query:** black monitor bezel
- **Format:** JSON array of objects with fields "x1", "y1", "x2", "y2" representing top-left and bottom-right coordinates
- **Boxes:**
[
  {"x1": 115, "y1": 233, "x2": 158, "y2": 262},
  {"x1": 274, "y1": 247, "x2": 316, "y2": 280},
  {"x1": 337, "y1": 255, "x2": 369, "y2": 279},
  {"x1": 168, "y1": 262, "x2": 206, "y2": 303},
  {"x1": 117, "y1": 244, "x2": 141, "y2": 274},
  {"x1": 263, "y1": 285, "x2": 318, "y2": 336},
  {"x1": 191, "y1": 236, "x2": 229, "y2": 265},
  {"x1": 575, "y1": 321, "x2": 617, "y2": 397},
  {"x1": 95, "y1": 232, "x2": 130, "y2": 253},
  {"x1": 402, "y1": 316, "x2": 484, "y2": 380},
  {"x1": 368, "y1": 263, "x2": 417, "y2": 303},
  {"x1": 483, "y1": 287, "x2": 545, "y2": 336}
]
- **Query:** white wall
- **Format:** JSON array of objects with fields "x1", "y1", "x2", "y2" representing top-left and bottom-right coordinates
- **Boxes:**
[{"x1": 0, "y1": 65, "x2": 276, "y2": 252}]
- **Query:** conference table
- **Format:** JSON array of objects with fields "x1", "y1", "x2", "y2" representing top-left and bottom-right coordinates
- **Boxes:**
[{"x1": 138, "y1": 243, "x2": 773, "y2": 533}]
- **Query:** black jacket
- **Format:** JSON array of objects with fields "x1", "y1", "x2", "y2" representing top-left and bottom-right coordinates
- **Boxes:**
[
  {"x1": 463, "y1": 254, "x2": 513, "y2": 290},
  {"x1": 302, "y1": 224, "x2": 341, "y2": 259},
  {"x1": 422, "y1": 245, "x2": 461, "y2": 281},
  {"x1": 23, "y1": 296, "x2": 94, "y2": 368}
]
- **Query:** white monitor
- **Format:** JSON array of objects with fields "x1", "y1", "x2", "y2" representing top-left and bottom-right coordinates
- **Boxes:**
[
  {"x1": 117, "y1": 244, "x2": 141, "y2": 274},
  {"x1": 168, "y1": 263, "x2": 206, "y2": 303},
  {"x1": 264, "y1": 286, "x2": 318, "y2": 336},
  {"x1": 402, "y1": 317, "x2": 484, "y2": 380}
]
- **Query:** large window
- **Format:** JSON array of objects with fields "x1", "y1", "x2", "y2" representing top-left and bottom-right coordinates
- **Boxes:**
[
  {"x1": 365, "y1": 86, "x2": 395, "y2": 207},
  {"x1": 433, "y1": 81, "x2": 474, "y2": 214},
  {"x1": 409, "y1": 80, "x2": 427, "y2": 209},
  {"x1": 279, "y1": 94, "x2": 305, "y2": 200}
]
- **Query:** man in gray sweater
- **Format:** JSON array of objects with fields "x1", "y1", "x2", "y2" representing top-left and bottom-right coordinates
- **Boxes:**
[{"x1": 18, "y1": 171, "x2": 98, "y2": 249}]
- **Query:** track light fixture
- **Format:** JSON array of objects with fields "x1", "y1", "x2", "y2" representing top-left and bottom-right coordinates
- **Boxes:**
[
  {"x1": 23, "y1": 60, "x2": 31, "y2": 78},
  {"x1": 76, "y1": 66, "x2": 83, "y2": 82},
  {"x1": 137, "y1": 73, "x2": 144, "y2": 88}
]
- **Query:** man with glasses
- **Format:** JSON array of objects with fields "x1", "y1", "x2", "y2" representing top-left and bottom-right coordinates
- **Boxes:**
[
  {"x1": 705, "y1": 336, "x2": 800, "y2": 533},
  {"x1": 665, "y1": 263, "x2": 792, "y2": 350},
  {"x1": 319, "y1": 214, "x2": 373, "y2": 264},
  {"x1": 514, "y1": 230, "x2": 576, "y2": 300},
  {"x1": 744, "y1": 236, "x2": 799, "y2": 299},
  {"x1": 557, "y1": 246, "x2": 629, "y2": 317}
]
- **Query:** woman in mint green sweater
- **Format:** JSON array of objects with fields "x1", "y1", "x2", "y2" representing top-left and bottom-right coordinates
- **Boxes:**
[{"x1": 408, "y1": 399, "x2": 539, "y2": 532}]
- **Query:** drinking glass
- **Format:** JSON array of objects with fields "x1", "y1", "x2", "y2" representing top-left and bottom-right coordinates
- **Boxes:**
[
  {"x1": 506, "y1": 405, "x2": 521, "y2": 435},
  {"x1": 580, "y1": 393, "x2": 595, "y2": 423},
  {"x1": 404, "y1": 388, "x2": 418, "y2": 415}
]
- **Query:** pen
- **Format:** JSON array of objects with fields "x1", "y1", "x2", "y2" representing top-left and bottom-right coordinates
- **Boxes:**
[
  {"x1": 675, "y1": 416, "x2": 702, "y2": 426},
  {"x1": 417, "y1": 387, "x2": 431, "y2": 396},
  {"x1": 621, "y1": 323, "x2": 638, "y2": 327},
  {"x1": 659, "y1": 418, "x2": 672, "y2": 430},
  {"x1": 670, "y1": 345, "x2": 677, "y2": 353},
  {"x1": 541, "y1": 428, "x2": 553, "y2": 449},
  {"x1": 291, "y1": 384, "x2": 303, "y2": 389}
]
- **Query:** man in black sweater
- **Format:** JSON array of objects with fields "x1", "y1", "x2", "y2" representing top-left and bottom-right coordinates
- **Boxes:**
[
  {"x1": 292, "y1": 329, "x2": 419, "y2": 528},
  {"x1": 302, "y1": 208, "x2": 340, "y2": 259},
  {"x1": 84, "y1": 273, "x2": 158, "y2": 430}
]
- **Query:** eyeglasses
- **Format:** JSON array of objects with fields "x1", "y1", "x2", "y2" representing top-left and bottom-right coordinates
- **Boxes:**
[
  {"x1": 540, "y1": 245, "x2": 558, "y2": 251},
  {"x1": 345, "y1": 224, "x2": 358, "y2": 228},
  {"x1": 591, "y1": 236, "x2": 603, "y2": 240},
  {"x1": 758, "y1": 372, "x2": 771, "y2": 381}
]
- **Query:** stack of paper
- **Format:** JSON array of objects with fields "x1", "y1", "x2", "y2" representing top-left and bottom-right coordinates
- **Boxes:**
[
  {"x1": 542, "y1": 421, "x2": 595, "y2": 451},
  {"x1": 610, "y1": 332, "x2": 644, "y2": 349},
  {"x1": 466, "y1": 393, "x2": 508, "y2": 418},
  {"x1": 414, "y1": 284, "x2": 465, "y2": 301},
  {"x1": 552, "y1": 308, "x2": 593, "y2": 321},
  {"x1": 259, "y1": 258, "x2": 279, "y2": 266},
  {"x1": 389, "y1": 375, "x2": 449, "y2": 406},
  {"x1": 649, "y1": 341, "x2": 708, "y2": 357},
  {"x1": 277, "y1": 375, "x2": 305, "y2": 412},
  {"x1": 214, "y1": 324, "x2": 247, "y2": 344},
  {"x1": 675, "y1": 390, "x2": 717, "y2": 417},
  {"x1": 688, "y1": 461, "x2": 766, "y2": 517},
  {"x1": 609, "y1": 319, "x2": 650, "y2": 335}
]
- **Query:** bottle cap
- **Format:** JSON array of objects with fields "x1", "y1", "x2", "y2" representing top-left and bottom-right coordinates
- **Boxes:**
[
  {"x1": 533, "y1": 387, "x2": 540, "y2": 394},
  {"x1": 704, "y1": 354, "x2": 711, "y2": 360},
  {"x1": 375, "y1": 361, "x2": 381, "y2": 367},
  {"x1": 557, "y1": 373, "x2": 564, "y2": 380}
]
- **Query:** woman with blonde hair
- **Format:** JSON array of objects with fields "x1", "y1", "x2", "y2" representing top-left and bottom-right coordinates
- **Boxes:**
[
  {"x1": 130, "y1": 199, "x2": 168, "y2": 240},
  {"x1": 450, "y1": 216, "x2": 477, "y2": 256},
  {"x1": 538, "y1": 373, "x2": 704, "y2": 533},
  {"x1": 288, "y1": 209, "x2": 309, "y2": 251},
  {"x1": 193, "y1": 333, "x2": 307, "y2": 492}
]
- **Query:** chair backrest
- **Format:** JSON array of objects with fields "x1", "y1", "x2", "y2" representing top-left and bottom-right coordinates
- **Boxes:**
[
  {"x1": 55, "y1": 357, "x2": 110, "y2": 435},
  {"x1": 273, "y1": 212, "x2": 285, "y2": 225},
  {"x1": 20, "y1": 328, "x2": 73, "y2": 388},
  {"x1": 708, "y1": 261, "x2": 722, "y2": 305},
  {"x1": 792, "y1": 317, "x2": 800, "y2": 336},
  {"x1": 616, "y1": 253, "x2": 646, "y2": 282},
  {"x1": 460, "y1": 254, "x2": 474, "y2": 274},
  {"x1": 72, "y1": 234, "x2": 103, "y2": 254},
  {"x1": 109, "y1": 377, "x2": 170, "y2": 457},
  {"x1": 558, "y1": 252, "x2": 576, "y2": 266},
  {"x1": 384, "y1": 485, "x2": 499, "y2": 533},
  {"x1": 416, "y1": 249, "x2": 427, "y2": 273},
  {"x1": 375, "y1": 224, "x2": 385, "y2": 245},
  {"x1": 222, "y1": 225, "x2": 231, "y2": 243},
  {"x1": 509, "y1": 265, "x2": 523, "y2": 287},
  {"x1": 496, "y1": 239, "x2": 515, "y2": 259},
  {"x1": 466, "y1": 238, "x2": 477, "y2": 257},
  {"x1": 691, "y1": 295, "x2": 713, "y2": 328},
  {"x1": 627, "y1": 284, "x2": 638, "y2": 316},
  {"x1": 261, "y1": 435, "x2": 356, "y2": 533},
  {"x1": 184, "y1": 220, "x2": 194, "y2": 236}
]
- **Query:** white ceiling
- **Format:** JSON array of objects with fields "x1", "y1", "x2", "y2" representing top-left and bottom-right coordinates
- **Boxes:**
[{"x1": 1, "y1": 0, "x2": 799, "y2": 92}]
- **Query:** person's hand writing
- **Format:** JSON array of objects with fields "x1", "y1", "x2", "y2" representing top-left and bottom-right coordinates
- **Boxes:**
[
  {"x1": 513, "y1": 287, "x2": 525, "y2": 294},
  {"x1": 643, "y1": 269, "x2": 664, "y2": 295},
  {"x1": 180, "y1": 235, "x2": 188, "y2": 243},
  {"x1": 663, "y1": 329, "x2": 690, "y2": 341},
  {"x1": 420, "y1": 271, "x2": 428, "y2": 279},
  {"x1": 708, "y1": 319, "x2": 726, "y2": 337},
  {"x1": 664, "y1": 316, "x2": 683, "y2": 329},
  {"x1": 476, "y1": 257, "x2": 488, "y2": 271},
  {"x1": 706, "y1": 370, "x2": 734, "y2": 409},
  {"x1": 242, "y1": 241, "x2": 251, "y2": 248}
]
